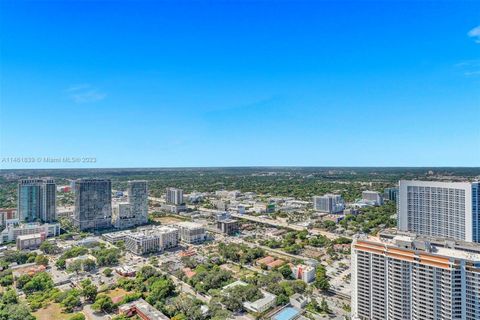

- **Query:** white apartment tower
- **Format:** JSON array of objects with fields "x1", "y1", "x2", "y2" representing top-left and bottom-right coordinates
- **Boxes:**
[
  {"x1": 351, "y1": 234, "x2": 480, "y2": 320},
  {"x1": 166, "y1": 188, "x2": 183, "y2": 205},
  {"x1": 313, "y1": 194, "x2": 345, "y2": 213},
  {"x1": 398, "y1": 180, "x2": 480, "y2": 243}
]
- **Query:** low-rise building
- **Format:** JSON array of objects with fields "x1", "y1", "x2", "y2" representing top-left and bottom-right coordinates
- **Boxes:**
[
  {"x1": 175, "y1": 221, "x2": 206, "y2": 244},
  {"x1": 256, "y1": 256, "x2": 275, "y2": 266},
  {"x1": 119, "y1": 298, "x2": 170, "y2": 320},
  {"x1": 182, "y1": 267, "x2": 196, "y2": 279},
  {"x1": 0, "y1": 222, "x2": 60, "y2": 244},
  {"x1": 243, "y1": 290, "x2": 277, "y2": 313},
  {"x1": 116, "y1": 266, "x2": 136, "y2": 277},
  {"x1": 266, "y1": 259, "x2": 285, "y2": 270},
  {"x1": 16, "y1": 233, "x2": 46, "y2": 250},
  {"x1": 160, "y1": 203, "x2": 187, "y2": 214},
  {"x1": 12, "y1": 263, "x2": 46, "y2": 279},
  {"x1": 290, "y1": 293, "x2": 308, "y2": 309}
]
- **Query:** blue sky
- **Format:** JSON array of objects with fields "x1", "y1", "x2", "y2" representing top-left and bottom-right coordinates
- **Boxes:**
[{"x1": 0, "y1": 0, "x2": 479, "y2": 168}]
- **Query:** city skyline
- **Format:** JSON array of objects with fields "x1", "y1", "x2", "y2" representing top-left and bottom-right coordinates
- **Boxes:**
[{"x1": 1, "y1": 1, "x2": 479, "y2": 169}]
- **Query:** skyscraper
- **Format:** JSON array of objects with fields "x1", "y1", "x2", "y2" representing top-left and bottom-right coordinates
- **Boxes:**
[
  {"x1": 112, "y1": 180, "x2": 148, "y2": 229},
  {"x1": 383, "y1": 187, "x2": 398, "y2": 202},
  {"x1": 42, "y1": 178, "x2": 56, "y2": 222},
  {"x1": 128, "y1": 180, "x2": 148, "y2": 224},
  {"x1": 398, "y1": 180, "x2": 480, "y2": 243},
  {"x1": 165, "y1": 187, "x2": 183, "y2": 205},
  {"x1": 18, "y1": 178, "x2": 56, "y2": 223},
  {"x1": 73, "y1": 179, "x2": 112, "y2": 230},
  {"x1": 351, "y1": 233, "x2": 480, "y2": 320},
  {"x1": 313, "y1": 194, "x2": 345, "y2": 213}
]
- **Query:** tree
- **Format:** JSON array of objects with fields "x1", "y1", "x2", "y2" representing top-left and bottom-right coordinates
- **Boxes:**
[
  {"x1": 61, "y1": 290, "x2": 81, "y2": 313},
  {"x1": 0, "y1": 274, "x2": 13, "y2": 287},
  {"x1": 137, "y1": 265, "x2": 157, "y2": 280},
  {"x1": 16, "y1": 274, "x2": 31, "y2": 289},
  {"x1": 83, "y1": 259, "x2": 96, "y2": 272},
  {"x1": 1, "y1": 288, "x2": 18, "y2": 304},
  {"x1": 68, "y1": 314, "x2": 85, "y2": 320},
  {"x1": 21, "y1": 272, "x2": 54, "y2": 294},
  {"x1": 103, "y1": 268, "x2": 113, "y2": 277},
  {"x1": 35, "y1": 255, "x2": 49, "y2": 266},
  {"x1": 276, "y1": 293, "x2": 289, "y2": 306},
  {"x1": 92, "y1": 294, "x2": 115, "y2": 313},
  {"x1": 221, "y1": 284, "x2": 262, "y2": 312},
  {"x1": 146, "y1": 278, "x2": 175, "y2": 306},
  {"x1": 67, "y1": 260, "x2": 83, "y2": 274},
  {"x1": 0, "y1": 304, "x2": 35, "y2": 320},
  {"x1": 92, "y1": 248, "x2": 120, "y2": 267},
  {"x1": 314, "y1": 265, "x2": 330, "y2": 292},
  {"x1": 278, "y1": 264, "x2": 293, "y2": 279},
  {"x1": 320, "y1": 298, "x2": 331, "y2": 314},
  {"x1": 80, "y1": 279, "x2": 98, "y2": 302},
  {"x1": 39, "y1": 241, "x2": 60, "y2": 254}
]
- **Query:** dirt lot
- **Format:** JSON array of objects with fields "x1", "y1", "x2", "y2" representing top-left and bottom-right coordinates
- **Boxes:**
[
  {"x1": 34, "y1": 303, "x2": 83, "y2": 320},
  {"x1": 153, "y1": 215, "x2": 186, "y2": 224}
]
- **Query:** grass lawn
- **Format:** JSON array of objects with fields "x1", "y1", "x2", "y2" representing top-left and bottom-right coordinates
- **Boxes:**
[{"x1": 33, "y1": 303, "x2": 81, "y2": 320}]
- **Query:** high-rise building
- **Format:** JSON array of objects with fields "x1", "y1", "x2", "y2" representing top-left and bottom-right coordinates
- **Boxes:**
[
  {"x1": 165, "y1": 188, "x2": 183, "y2": 205},
  {"x1": 351, "y1": 233, "x2": 480, "y2": 320},
  {"x1": 112, "y1": 180, "x2": 148, "y2": 229},
  {"x1": 313, "y1": 194, "x2": 345, "y2": 213},
  {"x1": 18, "y1": 178, "x2": 56, "y2": 223},
  {"x1": 361, "y1": 190, "x2": 384, "y2": 206},
  {"x1": 128, "y1": 180, "x2": 148, "y2": 223},
  {"x1": 398, "y1": 180, "x2": 480, "y2": 243},
  {"x1": 217, "y1": 219, "x2": 239, "y2": 235},
  {"x1": 383, "y1": 187, "x2": 398, "y2": 202},
  {"x1": 73, "y1": 179, "x2": 112, "y2": 230}
]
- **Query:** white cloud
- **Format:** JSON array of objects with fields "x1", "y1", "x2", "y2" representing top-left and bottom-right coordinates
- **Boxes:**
[
  {"x1": 67, "y1": 84, "x2": 107, "y2": 103},
  {"x1": 468, "y1": 25, "x2": 480, "y2": 43},
  {"x1": 455, "y1": 59, "x2": 480, "y2": 77}
]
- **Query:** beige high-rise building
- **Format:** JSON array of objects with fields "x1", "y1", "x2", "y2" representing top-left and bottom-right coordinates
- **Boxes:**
[{"x1": 351, "y1": 233, "x2": 480, "y2": 320}]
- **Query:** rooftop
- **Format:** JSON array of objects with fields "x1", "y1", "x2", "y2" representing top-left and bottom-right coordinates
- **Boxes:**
[
  {"x1": 176, "y1": 221, "x2": 204, "y2": 229},
  {"x1": 243, "y1": 290, "x2": 276, "y2": 312},
  {"x1": 17, "y1": 233, "x2": 44, "y2": 240},
  {"x1": 356, "y1": 233, "x2": 480, "y2": 262},
  {"x1": 119, "y1": 298, "x2": 169, "y2": 320}
]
